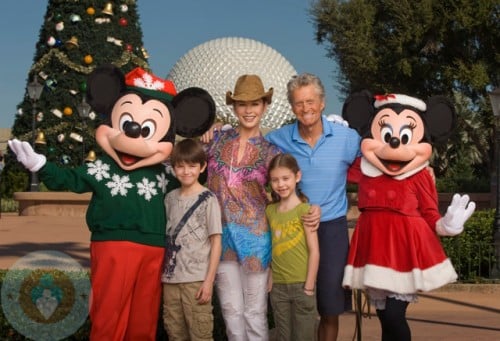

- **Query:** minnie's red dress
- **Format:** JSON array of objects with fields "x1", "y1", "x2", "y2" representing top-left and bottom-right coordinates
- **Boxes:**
[{"x1": 343, "y1": 158, "x2": 457, "y2": 294}]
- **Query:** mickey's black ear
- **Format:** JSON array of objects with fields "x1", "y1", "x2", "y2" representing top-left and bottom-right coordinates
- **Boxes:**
[
  {"x1": 172, "y1": 87, "x2": 216, "y2": 138},
  {"x1": 86, "y1": 64, "x2": 126, "y2": 116}
]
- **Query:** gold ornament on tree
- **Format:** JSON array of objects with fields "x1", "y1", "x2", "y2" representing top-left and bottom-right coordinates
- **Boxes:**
[
  {"x1": 85, "y1": 150, "x2": 97, "y2": 162},
  {"x1": 102, "y1": 3, "x2": 114, "y2": 16},
  {"x1": 65, "y1": 36, "x2": 79, "y2": 49},
  {"x1": 35, "y1": 132, "x2": 47, "y2": 145}
]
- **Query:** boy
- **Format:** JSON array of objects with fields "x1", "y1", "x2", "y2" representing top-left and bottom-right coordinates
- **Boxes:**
[{"x1": 162, "y1": 138, "x2": 222, "y2": 340}]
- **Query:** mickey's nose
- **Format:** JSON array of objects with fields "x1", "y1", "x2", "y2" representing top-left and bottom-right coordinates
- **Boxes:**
[
  {"x1": 124, "y1": 121, "x2": 141, "y2": 138},
  {"x1": 389, "y1": 137, "x2": 400, "y2": 148}
]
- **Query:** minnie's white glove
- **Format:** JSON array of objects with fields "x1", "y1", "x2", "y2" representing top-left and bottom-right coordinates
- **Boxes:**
[
  {"x1": 326, "y1": 114, "x2": 349, "y2": 127},
  {"x1": 8, "y1": 139, "x2": 46, "y2": 172},
  {"x1": 436, "y1": 194, "x2": 476, "y2": 236}
]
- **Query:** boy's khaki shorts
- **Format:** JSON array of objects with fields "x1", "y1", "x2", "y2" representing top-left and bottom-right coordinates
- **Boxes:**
[{"x1": 162, "y1": 282, "x2": 214, "y2": 340}]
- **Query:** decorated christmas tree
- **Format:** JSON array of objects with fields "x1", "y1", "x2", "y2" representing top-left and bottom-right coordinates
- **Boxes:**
[{"x1": 2, "y1": 0, "x2": 150, "y2": 195}]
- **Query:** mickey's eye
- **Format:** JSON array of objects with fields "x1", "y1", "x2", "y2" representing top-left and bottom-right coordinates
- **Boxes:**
[
  {"x1": 141, "y1": 120, "x2": 156, "y2": 140},
  {"x1": 400, "y1": 127, "x2": 413, "y2": 145},
  {"x1": 380, "y1": 126, "x2": 393, "y2": 143},
  {"x1": 119, "y1": 114, "x2": 133, "y2": 132}
]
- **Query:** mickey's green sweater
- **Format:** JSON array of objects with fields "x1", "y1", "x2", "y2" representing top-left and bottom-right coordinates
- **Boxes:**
[{"x1": 39, "y1": 155, "x2": 178, "y2": 247}]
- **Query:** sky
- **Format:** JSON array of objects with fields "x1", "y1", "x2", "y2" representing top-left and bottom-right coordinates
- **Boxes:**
[{"x1": 0, "y1": 0, "x2": 343, "y2": 129}]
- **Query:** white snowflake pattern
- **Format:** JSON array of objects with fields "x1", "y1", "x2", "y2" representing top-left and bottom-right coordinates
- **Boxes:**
[
  {"x1": 163, "y1": 161, "x2": 175, "y2": 176},
  {"x1": 136, "y1": 178, "x2": 158, "y2": 201},
  {"x1": 106, "y1": 174, "x2": 133, "y2": 196},
  {"x1": 133, "y1": 72, "x2": 164, "y2": 90},
  {"x1": 156, "y1": 173, "x2": 169, "y2": 193},
  {"x1": 87, "y1": 160, "x2": 110, "y2": 181}
]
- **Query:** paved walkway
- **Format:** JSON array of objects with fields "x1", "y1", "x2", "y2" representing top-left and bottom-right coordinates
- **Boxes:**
[
  {"x1": 1, "y1": 213, "x2": 500, "y2": 340},
  {"x1": 0, "y1": 213, "x2": 90, "y2": 269}
]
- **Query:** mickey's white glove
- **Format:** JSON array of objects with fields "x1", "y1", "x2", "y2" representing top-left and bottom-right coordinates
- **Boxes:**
[
  {"x1": 8, "y1": 139, "x2": 46, "y2": 172},
  {"x1": 436, "y1": 194, "x2": 476, "y2": 236},
  {"x1": 326, "y1": 114, "x2": 349, "y2": 127}
]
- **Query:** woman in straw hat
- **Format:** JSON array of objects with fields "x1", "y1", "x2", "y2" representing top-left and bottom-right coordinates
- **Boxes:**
[{"x1": 203, "y1": 74, "x2": 280, "y2": 340}]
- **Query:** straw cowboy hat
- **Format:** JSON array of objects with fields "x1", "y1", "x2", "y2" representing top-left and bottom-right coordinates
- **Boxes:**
[{"x1": 226, "y1": 74, "x2": 273, "y2": 105}]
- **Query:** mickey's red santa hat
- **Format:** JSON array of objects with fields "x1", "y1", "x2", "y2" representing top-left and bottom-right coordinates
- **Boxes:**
[
  {"x1": 125, "y1": 67, "x2": 177, "y2": 102},
  {"x1": 374, "y1": 93, "x2": 426, "y2": 112}
]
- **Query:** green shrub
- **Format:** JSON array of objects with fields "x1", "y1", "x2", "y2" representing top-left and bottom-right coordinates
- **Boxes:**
[
  {"x1": 1, "y1": 198, "x2": 18, "y2": 213},
  {"x1": 441, "y1": 209, "x2": 496, "y2": 281},
  {"x1": 0, "y1": 160, "x2": 29, "y2": 199}
]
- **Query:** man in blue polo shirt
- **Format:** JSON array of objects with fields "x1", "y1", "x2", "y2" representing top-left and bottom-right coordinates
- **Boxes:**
[{"x1": 266, "y1": 73, "x2": 360, "y2": 341}]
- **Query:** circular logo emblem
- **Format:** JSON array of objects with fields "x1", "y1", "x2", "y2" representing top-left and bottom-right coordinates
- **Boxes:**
[{"x1": 1, "y1": 250, "x2": 90, "y2": 340}]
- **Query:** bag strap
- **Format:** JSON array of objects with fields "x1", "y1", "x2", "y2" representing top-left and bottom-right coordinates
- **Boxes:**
[{"x1": 169, "y1": 190, "x2": 212, "y2": 242}]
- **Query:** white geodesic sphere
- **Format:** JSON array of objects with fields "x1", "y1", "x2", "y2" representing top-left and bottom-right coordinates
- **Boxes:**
[{"x1": 167, "y1": 37, "x2": 297, "y2": 130}]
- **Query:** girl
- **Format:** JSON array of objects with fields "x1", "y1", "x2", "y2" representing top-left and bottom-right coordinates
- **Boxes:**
[{"x1": 266, "y1": 153, "x2": 320, "y2": 341}]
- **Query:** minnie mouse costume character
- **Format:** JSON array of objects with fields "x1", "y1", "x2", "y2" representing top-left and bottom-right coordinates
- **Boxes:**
[
  {"x1": 9, "y1": 64, "x2": 215, "y2": 340},
  {"x1": 341, "y1": 92, "x2": 476, "y2": 341}
]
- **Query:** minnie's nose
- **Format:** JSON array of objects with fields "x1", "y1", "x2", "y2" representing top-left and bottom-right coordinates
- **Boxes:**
[{"x1": 389, "y1": 137, "x2": 400, "y2": 148}]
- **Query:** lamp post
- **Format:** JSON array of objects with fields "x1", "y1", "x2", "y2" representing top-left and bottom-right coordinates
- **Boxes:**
[
  {"x1": 76, "y1": 97, "x2": 91, "y2": 164},
  {"x1": 489, "y1": 87, "x2": 500, "y2": 278},
  {"x1": 27, "y1": 76, "x2": 44, "y2": 191}
]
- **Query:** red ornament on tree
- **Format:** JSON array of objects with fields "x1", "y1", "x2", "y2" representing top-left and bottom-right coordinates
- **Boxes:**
[
  {"x1": 125, "y1": 44, "x2": 133, "y2": 52},
  {"x1": 119, "y1": 18, "x2": 128, "y2": 26}
]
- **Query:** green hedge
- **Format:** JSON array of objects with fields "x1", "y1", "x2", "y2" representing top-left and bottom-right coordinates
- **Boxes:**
[{"x1": 441, "y1": 209, "x2": 496, "y2": 281}]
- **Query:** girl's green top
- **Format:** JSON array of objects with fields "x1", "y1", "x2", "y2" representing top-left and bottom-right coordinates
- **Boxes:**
[{"x1": 266, "y1": 202, "x2": 311, "y2": 283}]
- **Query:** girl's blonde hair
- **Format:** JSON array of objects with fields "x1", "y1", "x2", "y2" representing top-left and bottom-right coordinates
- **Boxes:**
[{"x1": 268, "y1": 153, "x2": 308, "y2": 203}]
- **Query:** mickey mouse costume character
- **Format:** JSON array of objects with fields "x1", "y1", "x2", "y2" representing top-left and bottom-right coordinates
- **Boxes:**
[
  {"x1": 341, "y1": 92, "x2": 476, "y2": 341},
  {"x1": 9, "y1": 64, "x2": 215, "y2": 340}
]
